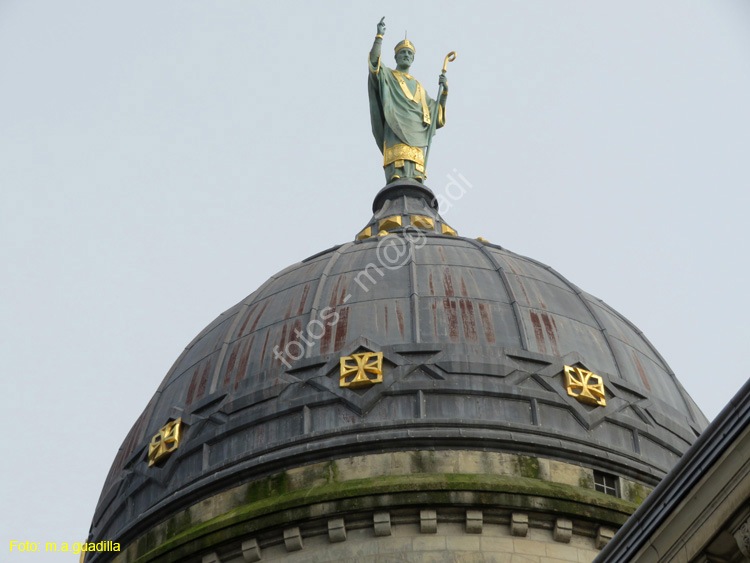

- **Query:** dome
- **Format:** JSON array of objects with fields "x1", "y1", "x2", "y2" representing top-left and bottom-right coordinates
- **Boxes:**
[{"x1": 88, "y1": 181, "x2": 707, "y2": 560}]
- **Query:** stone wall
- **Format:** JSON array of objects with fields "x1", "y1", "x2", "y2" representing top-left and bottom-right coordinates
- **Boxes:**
[
  {"x1": 203, "y1": 517, "x2": 606, "y2": 563},
  {"x1": 109, "y1": 451, "x2": 640, "y2": 563}
]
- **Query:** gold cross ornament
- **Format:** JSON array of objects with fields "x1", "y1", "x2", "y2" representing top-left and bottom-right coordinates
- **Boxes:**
[
  {"x1": 148, "y1": 418, "x2": 183, "y2": 467},
  {"x1": 564, "y1": 366, "x2": 606, "y2": 407},
  {"x1": 339, "y1": 352, "x2": 384, "y2": 389}
]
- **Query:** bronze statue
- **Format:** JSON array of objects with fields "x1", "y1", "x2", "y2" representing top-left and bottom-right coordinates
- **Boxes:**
[{"x1": 368, "y1": 17, "x2": 454, "y2": 184}]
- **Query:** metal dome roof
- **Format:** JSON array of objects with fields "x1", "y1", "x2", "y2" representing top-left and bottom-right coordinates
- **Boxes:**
[{"x1": 89, "y1": 181, "x2": 707, "y2": 548}]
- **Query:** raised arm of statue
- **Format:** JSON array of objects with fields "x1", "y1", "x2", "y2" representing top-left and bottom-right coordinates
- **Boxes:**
[{"x1": 370, "y1": 17, "x2": 385, "y2": 67}]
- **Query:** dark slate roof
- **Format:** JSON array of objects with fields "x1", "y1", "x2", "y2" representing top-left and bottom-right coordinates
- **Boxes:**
[{"x1": 89, "y1": 181, "x2": 708, "y2": 547}]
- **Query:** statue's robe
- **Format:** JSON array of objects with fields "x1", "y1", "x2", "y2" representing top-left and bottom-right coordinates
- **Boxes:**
[{"x1": 368, "y1": 55, "x2": 444, "y2": 181}]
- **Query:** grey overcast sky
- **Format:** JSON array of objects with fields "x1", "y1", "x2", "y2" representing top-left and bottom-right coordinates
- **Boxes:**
[{"x1": 2, "y1": 1, "x2": 749, "y2": 558}]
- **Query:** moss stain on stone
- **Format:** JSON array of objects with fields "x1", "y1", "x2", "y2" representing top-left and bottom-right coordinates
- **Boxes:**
[
  {"x1": 244, "y1": 471, "x2": 289, "y2": 504},
  {"x1": 623, "y1": 480, "x2": 650, "y2": 505},
  {"x1": 326, "y1": 460, "x2": 340, "y2": 484},
  {"x1": 515, "y1": 455, "x2": 540, "y2": 479},
  {"x1": 579, "y1": 472, "x2": 594, "y2": 490},
  {"x1": 411, "y1": 450, "x2": 438, "y2": 474}
]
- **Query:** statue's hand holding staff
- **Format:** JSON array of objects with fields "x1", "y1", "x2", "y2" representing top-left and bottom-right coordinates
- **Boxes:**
[{"x1": 439, "y1": 74, "x2": 448, "y2": 93}]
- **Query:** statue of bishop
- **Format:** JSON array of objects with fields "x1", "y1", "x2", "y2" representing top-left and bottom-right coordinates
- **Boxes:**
[{"x1": 368, "y1": 17, "x2": 448, "y2": 184}]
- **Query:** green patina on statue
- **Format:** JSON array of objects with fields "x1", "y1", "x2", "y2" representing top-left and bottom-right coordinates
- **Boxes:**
[{"x1": 368, "y1": 17, "x2": 453, "y2": 184}]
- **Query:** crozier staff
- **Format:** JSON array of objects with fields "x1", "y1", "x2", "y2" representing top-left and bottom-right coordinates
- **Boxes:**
[{"x1": 368, "y1": 17, "x2": 448, "y2": 184}]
